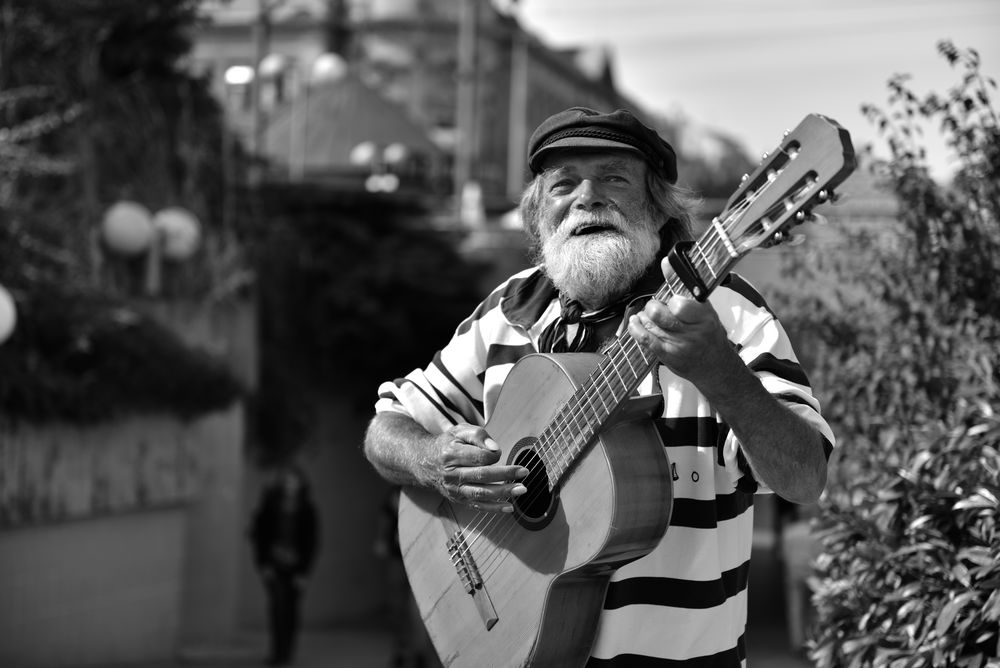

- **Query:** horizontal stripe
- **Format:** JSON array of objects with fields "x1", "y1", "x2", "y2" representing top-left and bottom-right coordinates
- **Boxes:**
[
  {"x1": 484, "y1": 341, "x2": 536, "y2": 370},
  {"x1": 588, "y1": 596, "x2": 747, "y2": 663},
  {"x1": 604, "y1": 559, "x2": 750, "y2": 610},
  {"x1": 612, "y1": 518, "x2": 754, "y2": 582},
  {"x1": 586, "y1": 636, "x2": 745, "y2": 668},
  {"x1": 653, "y1": 416, "x2": 724, "y2": 449},
  {"x1": 746, "y1": 352, "x2": 809, "y2": 387},
  {"x1": 669, "y1": 493, "x2": 753, "y2": 529}
]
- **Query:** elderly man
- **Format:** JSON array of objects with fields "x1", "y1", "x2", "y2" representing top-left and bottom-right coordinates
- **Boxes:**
[{"x1": 363, "y1": 107, "x2": 833, "y2": 666}]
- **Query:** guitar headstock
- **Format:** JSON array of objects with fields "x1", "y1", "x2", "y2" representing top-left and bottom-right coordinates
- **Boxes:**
[{"x1": 719, "y1": 114, "x2": 856, "y2": 254}]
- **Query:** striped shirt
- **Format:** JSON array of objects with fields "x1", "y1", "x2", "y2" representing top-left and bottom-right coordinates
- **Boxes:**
[{"x1": 376, "y1": 265, "x2": 835, "y2": 667}]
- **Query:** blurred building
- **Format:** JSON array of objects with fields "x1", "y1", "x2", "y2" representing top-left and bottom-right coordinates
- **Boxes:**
[{"x1": 190, "y1": 0, "x2": 643, "y2": 215}]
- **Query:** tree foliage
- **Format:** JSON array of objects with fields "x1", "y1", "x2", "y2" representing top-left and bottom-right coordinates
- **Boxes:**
[
  {"x1": 0, "y1": 0, "x2": 247, "y2": 423},
  {"x1": 250, "y1": 186, "x2": 488, "y2": 460},
  {"x1": 777, "y1": 42, "x2": 1000, "y2": 666},
  {"x1": 0, "y1": 0, "x2": 244, "y2": 295}
]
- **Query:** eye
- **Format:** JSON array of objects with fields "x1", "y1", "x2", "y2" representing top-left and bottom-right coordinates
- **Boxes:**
[
  {"x1": 548, "y1": 178, "x2": 576, "y2": 194},
  {"x1": 604, "y1": 174, "x2": 628, "y2": 183}
]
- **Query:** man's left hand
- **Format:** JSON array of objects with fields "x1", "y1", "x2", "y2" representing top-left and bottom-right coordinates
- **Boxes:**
[{"x1": 627, "y1": 290, "x2": 738, "y2": 395}]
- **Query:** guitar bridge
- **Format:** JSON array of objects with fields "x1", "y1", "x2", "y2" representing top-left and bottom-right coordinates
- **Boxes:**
[
  {"x1": 447, "y1": 531, "x2": 483, "y2": 594},
  {"x1": 439, "y1": 500, "x2": 499, "y2": 631}
]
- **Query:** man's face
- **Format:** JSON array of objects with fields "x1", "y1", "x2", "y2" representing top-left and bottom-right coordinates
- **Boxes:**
[{"x1": 536, "y1": 149, "x2": 661, "y2": 310}]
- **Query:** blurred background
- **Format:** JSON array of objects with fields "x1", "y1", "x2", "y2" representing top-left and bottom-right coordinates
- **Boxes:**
[{"x1": 1, "y1": 1, "x2": 998, "y2": 667}]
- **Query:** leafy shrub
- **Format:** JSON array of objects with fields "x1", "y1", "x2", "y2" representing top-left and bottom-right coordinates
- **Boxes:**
[
  {"x1": 776, "y1": 42, "x2": 1000, "y2": 666},
  {"x1": 0, "y1": 283, "x2": 243, "y2": 425}
]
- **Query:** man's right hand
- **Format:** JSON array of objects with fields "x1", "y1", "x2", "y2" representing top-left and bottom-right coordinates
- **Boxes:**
[{"x1": 422, "y1": 424, "x2": 529, "y2": 513}]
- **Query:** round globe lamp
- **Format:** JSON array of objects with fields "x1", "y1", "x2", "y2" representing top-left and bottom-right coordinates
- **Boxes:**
[
  {"x1": 0, "y1": 283, "x2": 16, "y2": 345},
  {"x1": 102, "y1": 201, "x2": 155, "y2": 256},
  {"x1": 153, "y1": 207, "x2": 201, "y2": 261}
]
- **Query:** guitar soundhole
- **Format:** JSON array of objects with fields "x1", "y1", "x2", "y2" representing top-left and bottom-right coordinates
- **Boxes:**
[{"x1": 509, "y1": 438, "x2": 558, "y2": 530}]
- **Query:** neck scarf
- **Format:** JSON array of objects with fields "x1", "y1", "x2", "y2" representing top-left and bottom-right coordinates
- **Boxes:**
[{"x1": 539, "y1": 293, "x2": 636, "y2": 353}]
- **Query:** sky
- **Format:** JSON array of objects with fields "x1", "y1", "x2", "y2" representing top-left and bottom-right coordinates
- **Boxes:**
[{"x1": 514, "y1": 0, "x2": 1000, "y2": 179}]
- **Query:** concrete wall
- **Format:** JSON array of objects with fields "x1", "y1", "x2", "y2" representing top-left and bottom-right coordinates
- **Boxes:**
[
  {"x1": 177, "y1": 406, "x2": 247, "y2": 647},
  {"x1": 0, "y1": 507, "x2": 186, "y2": 667},
  {"x1": 0, "y1": 406, "x2": 246, "y2": 666}
]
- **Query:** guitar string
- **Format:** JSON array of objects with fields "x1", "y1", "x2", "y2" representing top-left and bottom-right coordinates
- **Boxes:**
[
  {"x1": 461, "y1": 186, "x2": 768, "y2": 581},
  {"x1": 459, "y1": 162, "x2": 801, "y2": 580}
]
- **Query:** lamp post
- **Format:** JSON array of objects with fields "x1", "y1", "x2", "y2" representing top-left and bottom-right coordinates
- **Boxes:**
[
  {"x1": 101, "y1": 200, "x2": 201, "y2": 296},
  {"x1": 290, "y1": 53, "x2": 347, "y2": 181}
]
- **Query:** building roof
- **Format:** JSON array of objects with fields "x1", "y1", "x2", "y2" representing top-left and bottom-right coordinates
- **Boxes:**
[{"x1": 262, "y1": 69, "x2": 445, "y2": 174}]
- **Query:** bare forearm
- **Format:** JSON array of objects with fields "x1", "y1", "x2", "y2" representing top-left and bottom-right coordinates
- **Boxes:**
[
  {"x1": 363, "y1": 412, "x2": 529, "y2": 512},
  {"x1": 702, "y1": 359, "x2": 828, "y2": 504},
  {"x1": 363, "y1": 412, "x2": 440, "y2": 489}
]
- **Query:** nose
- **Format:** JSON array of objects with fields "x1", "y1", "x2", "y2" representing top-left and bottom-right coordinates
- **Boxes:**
[{"x1": 573, "y1": 179, "x2": 606, "y2": 210}]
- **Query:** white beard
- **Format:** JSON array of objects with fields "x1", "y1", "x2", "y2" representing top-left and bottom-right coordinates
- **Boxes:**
[{"x1": 541, "y1": 208, "x2": 660, "y2": 310}]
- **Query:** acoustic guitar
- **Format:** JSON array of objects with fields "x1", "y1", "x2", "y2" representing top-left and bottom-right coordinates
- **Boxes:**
[{"x1": 398, "y1": 114, "x2": 856, "y2": 667}]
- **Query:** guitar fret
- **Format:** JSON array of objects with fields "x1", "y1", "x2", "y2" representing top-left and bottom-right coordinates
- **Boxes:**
[{"x1": 610, "y1": 358, "x2": 628, "y2": 394}]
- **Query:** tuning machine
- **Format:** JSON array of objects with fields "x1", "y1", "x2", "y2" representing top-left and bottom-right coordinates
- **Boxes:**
[
  {"x1": 815, "y1": 188, "x2": 844, "y2": 205},
  {"x1": 769, "y1": 229, "x2": 807, "y2": 247}
]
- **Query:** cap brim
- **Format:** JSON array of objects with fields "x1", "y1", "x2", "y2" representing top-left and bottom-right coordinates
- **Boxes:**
[{"x1": 532, "y1": 137, "x2": 645, "y2": 168}]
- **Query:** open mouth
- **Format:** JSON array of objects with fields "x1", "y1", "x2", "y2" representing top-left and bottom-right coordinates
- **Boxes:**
[{"x1": 571, "y1": 223, "x2": 617, "y2": 236}]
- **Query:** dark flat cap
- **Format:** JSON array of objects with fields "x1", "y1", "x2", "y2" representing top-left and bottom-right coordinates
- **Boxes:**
[{"x1": 527, "y1": 107, "x2": 678, "y2": 183}]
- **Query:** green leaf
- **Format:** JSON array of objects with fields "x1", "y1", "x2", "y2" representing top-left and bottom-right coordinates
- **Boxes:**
[
  {"x1": 954, "y1": 490, "x2": 998, "y2": 511},
  {"x1": 935, "y1": 591, "x2": 978, "y2": 638}
]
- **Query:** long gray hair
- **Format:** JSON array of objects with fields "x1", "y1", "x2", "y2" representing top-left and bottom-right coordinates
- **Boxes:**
[{"x1": 518, "y1": 167, "x2": 699, "y2": 261}]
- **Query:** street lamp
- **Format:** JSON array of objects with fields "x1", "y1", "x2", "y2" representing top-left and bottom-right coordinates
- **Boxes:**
[
  {"x1": 101, "y1": 200, "x2": 201, "y2": 296},
  {"x1": 0, "y1": 283, "x2": 16, "y2": 346},
  {"x1": 350, "y1": 141, "x2": 410, "y2": 193}
]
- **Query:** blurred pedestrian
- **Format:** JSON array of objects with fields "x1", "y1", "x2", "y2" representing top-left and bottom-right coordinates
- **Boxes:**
[{"x1": 250, "y1": 465, "x2": 319, "y2": 666}]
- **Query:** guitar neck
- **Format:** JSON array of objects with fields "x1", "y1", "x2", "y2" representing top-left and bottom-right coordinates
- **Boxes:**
[{"x1": 540, "y1": 223, "x2": 742, "y2": 487}]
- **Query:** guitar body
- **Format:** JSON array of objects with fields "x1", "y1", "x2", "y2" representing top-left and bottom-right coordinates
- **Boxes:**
[{"x1": 398, "y1": 353, "x2": 673, "y2": 668}]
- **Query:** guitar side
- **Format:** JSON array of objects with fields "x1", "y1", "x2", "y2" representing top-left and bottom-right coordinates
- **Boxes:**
[{"x1": 398, "y1": 353, "x2": 673, "y2": 668}]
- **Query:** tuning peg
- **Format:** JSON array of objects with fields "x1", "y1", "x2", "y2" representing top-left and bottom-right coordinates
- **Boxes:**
[
  {"x1": 787, "y1": 233, "x2": 807, "y2": 247},
  {"x1": 817, "y1": 189, "x2": 830, "y2": 202}
]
